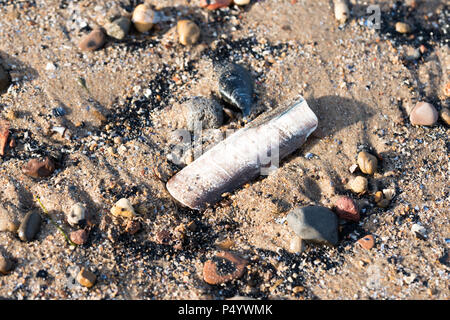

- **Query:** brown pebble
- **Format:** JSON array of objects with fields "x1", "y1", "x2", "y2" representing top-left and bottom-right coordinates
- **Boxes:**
[
  {"x1": 357, "y1": 151, "x2": 378, "y2": 175},
  {"x1": 22, "y1": 157, "x2": 55, "y2": 178},
  {"x1": 348, "y1": 176, "x2": 368, "y2": 194},
  {"x1": 200, "y1": 0, "x2": 232, "y2": 10},
  {"x1": 440, "y1": 108, "x2": 450, "y2": 125},
  {"x1": 395, "y1": 22, "x2": 411, "y2": 34},
  {"x1": 125, "y1": 220, "x2": 140, "y2": 235},
  {"x1": 409, "y1": 101, "x2": 438, "y2": 126},
  {"x1": 203, "y1": 251, "x2": 248, "y2": 285},
  {"x1": 376, "y1": 198, "x2": 390, "y2": 208},
  {"x1": 177, "y1": 20, "x2": 200, "y2": 46},
  {"x1": 444, "y1": 82, "x2": 450, "y2": 97},
  {"x1": 334, "y1": 196, "x2": 360, "y2": 222},
  {"x1": 76, "y1": 267, "x2": 96, "y2": 288},
  {"x1": 0, "y1": 254, "x2": 13, "y2": 275},
  {"x1": 357, "y1": 234, "x2": 375, "y2": 250},
  {"x1": 156, "y1": 229, "x2": 171, "y2": 244},
  {"x1": 78, "y1": 27, "x2": 106, "y2": 52},
  {"x1": 0, "y1": 120, "x2": 10, "y2": 157},
  {"x1": 70, "y1": 229, "x2": 88, "y2": 245}
]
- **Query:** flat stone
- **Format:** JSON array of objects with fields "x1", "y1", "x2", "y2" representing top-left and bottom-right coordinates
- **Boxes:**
[
  {"x1": 287, "y1": 206, "x2": 339, "y2": 245},
  {"x1": 78, "y1": 27, "x2": 106, "y2": 51},
  {"x1": 334, "y1": 196, "x2": 360, "y2": 222},
  {"x1": 357, "y1": 234, "x2": 375, "y2": 250},
  {"x1": 70, "y1": 229, "x2": 88, "y2": 245},
  {"x1": 203, "y1": 251, "x2": 248, "y2": 285},
  {"x1": 22, "y1": 157, "x2": 55, "y2": 178},
  {"x1": 0, "y1": 65, "x2": 11, "y2": 93},
  {"x1": 410, "y1": 101, "x2": 438, "y2": 126},
  {"x1": 18, "y1": 211, "x2": 42, "y2": 242},
  {"x1": 76, "y1": 267, "x2": 96, "y2": 288},
  {"x1": 105, "y1": 16, "x2": 131, "y2": 40}
]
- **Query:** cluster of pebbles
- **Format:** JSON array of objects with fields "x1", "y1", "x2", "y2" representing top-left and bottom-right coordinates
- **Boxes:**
[{"x1": 0, "y1": 0, "x2": 449, "y2": 300}]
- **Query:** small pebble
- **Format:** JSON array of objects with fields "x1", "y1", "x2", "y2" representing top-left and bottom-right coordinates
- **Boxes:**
[
  {"x1": 18, "y1": 211, "x2": 42, "y2": 242},
  {"x1": 439, "y1": 108, "x2": 450, "y2": 125},
  {"x1": 203, "y1": 251, "x2": 248, "y2": 285},
  {"x1": 125, "y1": 219, "x2": 140, "y2": 234},
  {"x1": 156, "y1": 229, "x2": 172, "y2": 244},
  {"x1": 177, "y1": 20, "x2": 200, "y2": 46},
  {"x1": 0, "y1": 253, "x2": 13, "y2": 275},
  {"x1": 287, "y1": 206, "x2": 338, "y2": 245},
  {"x1": 183, "y1": 96, "x2": 223, "y2": 131},
  {"x1": 0, "y1": 65, "x2": 11, "y2": 93},
  {"x1": 289, "y1": 236, "x2": 305, "y2": 253},
  {"x1": 357, "y1": 234, "x2": 375, "y2": 250},
  {"x1": 0, "y1": 204, "x2": 21, "y2": 232},
  {"x1": 395, "y1": 22, "x2": 411, "y2": 34},
  {"x1": 334, "y1": 196, "x2": 360, "y2": 222},
  {"x1": 411, "y1": 224, "x2": 427, "y2": 239},
  {"x1": 349, "y1": 164, "x2": 359, "y2": 174},
  {"x1": 0, "y1": 120, "x2": 10, "y2": 157},
  {"x1": 348, "y1": 176, "x2": 368, "y2": 194},
  {"x1": 132, "y1": 4, "x2": 155, "y2": 33},
  {"x1": 234, "y1": 0, "x2": 250, "y2": 5},
  {"x1": 69, "y1": 229, "x2": 88, "y2": 245},
  {"x1": 78, "y1": 27, "x2": 106, "y2": 51},
  {"x1": 76, "y1": 267, "x2": 96, "y2": 288},
  {"x1": 200, "y1": 0, "x2": 232, "y2": 10},
  {"x1": 409, "y1": 102, "x2": 438, "y2": 126},
  {"x1": 22, "y1": 157, "x2": 55, "y2": 178},
  {"x1": 334, "y1": 0, "x2": 350, "y2": 23},
  {"x1": 67, "y1": 203, "x2": 86, "y2": 227},
  {"x1": 105, "y1": 16, "x2": 131, "y2": 40},
  {"x1": 357, "y1": 151, "x2": 377, "y2": 175},
  {"x1": 110, "y1": 198, "x2": 135, "y2": 218}
]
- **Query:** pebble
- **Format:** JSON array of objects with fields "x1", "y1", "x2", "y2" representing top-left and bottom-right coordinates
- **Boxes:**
[
  {"x1": 67, "y1": 203, "x2": 86, "y2": 227},
  {"x1": 132, "y1": 4, "x2": 155, "y2": 33},
  {"x1": 395, "y1": 22, "x2": 412, "y2": 34},
  {"x1": 0, "y1": 253, "x2": 13, "y2": 275},
  {"x1": 76, "y1": 267, "x2": 96, "y2": 288},
  {"x1": 183, "y1": 96, "x2": 223, "y2": 131},
  {"x1": 357, "y1": 234, "x2": 375, "y2": 250},
  {"x1": 110, "y1": 198, "x2": 135, "y2": 218},
  {"x1": 289, "y1": 236, "x2": 305, "y2": 253},
  {"x1": 234, "y1": 0, "x2": 250, "y2": 5},
  {"x1": 0, "y1": 120, "x2": 10, "y2": 157},
  {"x1": 203, "y1": 251, "x2": 248, "y2": 285},
  {"x1": 439, "y1": 108, "x2": 450, "y2": 125},
  {"x1": 200, "y1": 0, "x2": 232, "y2": 10},
  {"x1": 105, "y1": 16, "x2": 131, "y2": 40},
  {"x1": 0, "y1": 203, "x2": 22, "y2": 233},
  {"x1": 69, "y1": 229, "x2": 88, "y2": 245},
  {"x1": 411, "y1": 224, "x2": 427, "y2": 239},
  {"x1": 409, "y1": 102, "x2": 438, "y2": 126},
  {"x1": 287, "y1": 206, "x2": 338, "y2": 245},
  {"x1": 348, "y1": 176, "x2": 368, "y2": 194},
  {"x1": 125, "y1": 219, "x2": 140, "y2": 234},
  {"x1": 334, "y1": 196, "x2": 360, "y2": 222},
  {"x1": 334, "y1": 0, "x2": 350, "y2": 23},
  {"x1": 22, "y1": 157, "x2": 56, "y2": 178},
  {"x1": 0, "y1": 65, "x2": 11, "y2": 93},
  {"x1": 357, "y1": 151, "x2": 377, "y2": 175},
  {"x1": 177, "y1": 20, "x2": 200, "y2": 46},
  {"x1": 18, "y1": 211, "x2": 42, "y2": 242},
  {"x1": 78, "y1": 27, "x2": 106, "y2": 51}
]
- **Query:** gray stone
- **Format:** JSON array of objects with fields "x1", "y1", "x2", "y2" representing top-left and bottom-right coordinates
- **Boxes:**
[
  {"x1": 105, "y1": 17, "x2": 131, "y2": 40},
  {"x1": 0, "y1": 203, "x2": 23, "y2": 233},
  {"x1": 18, "y1": 211, "x2": 42, "y2": 242},
  {"x1": 184, "y1": 96, "x2": 223, "y2": 131},
  {"x1": 287, "y1": 206, "x2": 338, "y2": 245}
]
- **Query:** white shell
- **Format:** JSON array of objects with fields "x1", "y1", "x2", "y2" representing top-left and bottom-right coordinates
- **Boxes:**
[{"x1": 68, "y1": 203, "x2": 86, "y2": 227}]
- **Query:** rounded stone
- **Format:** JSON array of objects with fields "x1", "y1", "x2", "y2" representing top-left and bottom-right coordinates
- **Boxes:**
[
  {"x1": 70, "y1": 229, "x2": 88, "y2": 245},
  {"x1": 334, "y1": 196, "x2": 360, "y2": 222},
  {"x1": 203, "y1": 251, "x2": 248, "y2": 285},
  {"x1": 348, "y1": 176, "x2": 368, "y2": 194},
  {"x1": 183, "y1": 96, "x2": 223, "y2": 131},
  {"x1": 409, "y1": 102, "x2": 438, "y2": 126},
  {"x1": 177, "y1": 20, "x2": 200, "y2": 46},
  {"x1": 439, "y1": 108, "x2": 450, "y2": 125},
  {"x1": 22, "y1": 157, "x2": 55, "y2": 179},
  {"x1": 78, "y1": 27, "x2": 106, "y2": 51},
  {"x1": 132, "y1": 4, "x2": 154, "y2": 33},
  {"x1": 0, "y1": 203, "x2": 23, "y2": 233},
  {"x1": 357, "y1": 151, "x2": 378, "y2": 175},
  {"x1": 395, "y1": 22, "x2": 411, "y2": 34},
  {"x1": 105, "y1": 16, "x2": 131, "y2": 40},
  {"x1": 0, "y1": 65, "x2": 11, "y2": 93},
  {"x1": 287, "y1": 206, "x2": 339, "y2": 245},
  {"x1": 76, "y1": 267, "x2": 96, "y2": 288},
  {"x1": 0, "y1": 253, "x2": 13, "y2": 275},
  {"x1": 67, "y1": 203, "x2": 86, "y2": 227},
  {"x1": 18, "y1": 211, "x2": 42, "y2": 242},
  {"x1": 110, "y1": 198, "x2": 135, "y2": 218}
]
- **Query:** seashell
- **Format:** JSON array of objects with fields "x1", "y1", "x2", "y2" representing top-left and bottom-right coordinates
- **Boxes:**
[
  {"x1": 132, "y1": 4, "x2": 155, "y2": 33},
  {"x1": 214, "y1": 61, "x2": 254, "y2": 120},
  {"x1": 166, "y1": 96, "x2": 318, "y2": 210},
  {"x1": 409, "y1": 101, "x2": 438, "y2": 126}
]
